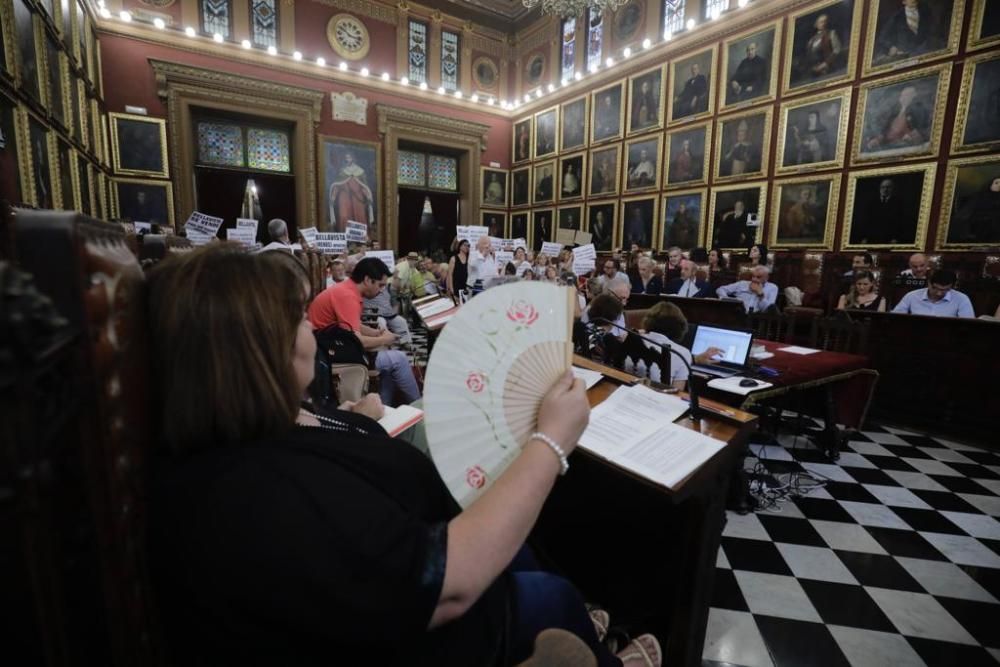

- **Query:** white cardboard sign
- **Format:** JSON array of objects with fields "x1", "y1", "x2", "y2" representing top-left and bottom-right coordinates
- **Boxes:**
[
  {"x1": 365, "y1": 250, "x2": 396, "y2": 271},
  {"x1": 236, "y1": 218, "x2": 259, "y2": 236},
  {"x1": 316, "y1": 232, "x2": 347, "y2": 254},
  {"x1": 299, "y1": 226, "x2": 319, "y2": 247},
  {"x1": 540, "y1": 241, "x2": 563, "y2": 257},
  {"x1": 185, "y1": 211, "x2": 224, "y2": 242},
  {"x1": 346, "y1": 221, "x2": 368, "y2": 242}
]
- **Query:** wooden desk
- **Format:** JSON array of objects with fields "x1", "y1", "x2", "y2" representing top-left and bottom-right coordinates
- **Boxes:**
[
  {"x1": 531, "y1": 358, "x2": 757, "y2": 667},
  {"x1": 626, "y1": 294, "x2": 749, "y2": 330}
]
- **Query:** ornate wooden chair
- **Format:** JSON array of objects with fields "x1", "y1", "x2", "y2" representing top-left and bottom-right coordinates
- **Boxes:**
[
  {"x1": 810, "y1": 314, "x2": 872, "y2": 356},
  {"x1": 748, "y1": 309, "x2": 797, "y2": 343}
]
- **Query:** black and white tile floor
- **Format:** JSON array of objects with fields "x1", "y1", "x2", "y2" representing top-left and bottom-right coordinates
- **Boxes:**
[{"x1": 704, "y1": 424, "x2": 1000, "y2": 667}]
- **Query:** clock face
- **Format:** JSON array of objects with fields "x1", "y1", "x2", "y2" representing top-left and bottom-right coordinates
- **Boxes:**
[{"x1": 327, "y1": 14, "x2": 370, "y2": 60}]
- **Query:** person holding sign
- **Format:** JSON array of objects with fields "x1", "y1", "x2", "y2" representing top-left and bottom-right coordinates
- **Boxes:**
[{"x1": 468, "y1": 236, "x2": 499, "y2": 292}]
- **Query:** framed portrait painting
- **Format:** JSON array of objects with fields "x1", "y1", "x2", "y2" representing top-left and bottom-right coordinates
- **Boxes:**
[
  {"x1": 842, "y1": 164, "x2": 935, "y2": 250},
  {"x1": 532, "y1": 160, "x2": 555, "y2": 205},
  {"x1": 512, "y1": 117, "x2": 533, "y2": 164},
  {"x1": 721, "y1": 21, "x2": 781, "y2": 111},
  {"x1": 776, "y1": 87, "x2": 850, "y2": 175},
  {"x1": 560, "y1": 95, "x2": 588, "y2": 152},
  {"x1": 660, "y1": 189, "x2": 706, "y2": 251},
  {"x1": 588, "y1": 144, "x2": 621, "y2": 197},
  {"x1": 557, "y1": 205, "x2": 583, "y2": 234},
  {"x1": 558, "y1": 151, "x2": 585, "y2": 201},
  {"x1": 707, "y1": 182, "x2": 766, "y2": 250},
  {"x1": 852, "y1": 64, "x2": 950, "y2": 165},
  {"x1": 110, "y1": 112, "x2": 168, "y2": 178},
  {"x1": 664, "y1": 122, "x2": 711, "y2": 189},
  {"x1": 25, "y1": 112, "x2": 55, "y2": 208},
  {"x1": 0, "y1": 0, "x2": 13, "y2": 81},
  {"x1": 510, "y1": 212, "x2": 529, "y2": 243},
  {"x1": 668, "y1": 47, "x2": 715, "y2": 125},
  {"x1": 77, "y1": 154, "x2": 92, "y2": 216},
  {"x1": 590, "y1": 81, "x2": 625, "y2": 144},
  {"x1": 55, "y1": 139, "x2": 74, "y2": 211},
  {"x1": 531, "y1": 208, "x2": 555, "y2": 251},
  {"x1": 623, "y1": 135, "x2": 661, "y2": 193},
  {"x1": 953, "y1": 51, "x2": 1000, "y2": 153},
  {"x1": 115, "y1": 178, "x2": 175, "y2": 228},
  {"x1": 619, "y1": 196, "x2": 658, "y2": 249},
  {"x1": 44, "y1": 35, "x2": 66, "y2": 129},
  {"x1": 482, "y1": 211, "x2": 506, "y2": 238},
  {"x1": 481, "y1": 167, "x2": 508, "y2": 208},
  {"x1": 969, "y1": 0, "x2": 1000, "y2": 50},
  {"x1": 586, "y1": 200, "x2": 616, "y2": 252},
  {"x1": 715, "y1": 109, "x2": 771, "y2": 183},
  {"x1": 534, "y1": 105, "x2": 558, "y2": 160},
  {"x1": 0, "y1": 95, "x2": 25, "y2": 203},
  {"x1": 13, "y1": 0, "x2": 42, "y2": 103},
  {"x1": 864, "y1": 0, "x2": 963, "y2": 76},
  {"x1": 938, "y1": 156, "x2": 1000, "y2": 249},
  {"x1": 627, "y1": 65, "x2": 664, "y2": 135},
  {"x1": 783, "y1": 0, "x2": 861, "y2": 95},
  {"x1": 769, "y1": 175, "x2": 840, "y2": 250},
  {"x1": 319, "y1": 136, "x2": 379, "y2": 235},
  {"x1": 511, "y1": 166, "x2": 531, "y2": 208}
]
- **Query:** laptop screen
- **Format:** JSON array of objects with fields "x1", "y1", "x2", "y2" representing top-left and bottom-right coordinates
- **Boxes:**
[{"x1": 691, "y1": 325, "x2": 753, "y2": 366}]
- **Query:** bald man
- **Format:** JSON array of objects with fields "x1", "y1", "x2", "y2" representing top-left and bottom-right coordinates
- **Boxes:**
[{"x1": 900, "y1": 253, "x2": 931, "y2": 281}]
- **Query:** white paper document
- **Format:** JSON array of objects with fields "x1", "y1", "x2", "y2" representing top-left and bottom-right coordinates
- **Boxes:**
[
  {"x1": 571, "y1": 366, "x2": 605, "y2": 390},
  {"x1": 416, "y1": 298, "x2": 457, "y2": 318},
  {"x1": 778, "y1": 346, "x2": 820, "y2": 355}
]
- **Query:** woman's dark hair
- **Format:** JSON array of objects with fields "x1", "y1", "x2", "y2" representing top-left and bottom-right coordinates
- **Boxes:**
[
  {"x1": 709, "y1": 246, "x2": 728, "y2": 269},
  {"x1": 587, "y1": 292, "x2": 624, "y2": 324},
  {"x1": 749, "y1": 243, "x2": 768, "y2": 264},
  {"x1": 144, "y1": 245, "x2": 306, "y2": 453},
  {"x1": 454, "y1": 239, "x2": 470, "y2": 257},
  {"x1": 690, "y1": 247, "x2": 709, "y2": 263},
  {"x1": 642, "y1": 301, "x2": 688, "y2": 344},
  {"x1": 504, "y1": 262, "x2": 517, "y2": 275},
  {"x1": 267, "y1": 248, "x2": 313, "y2": 299}
]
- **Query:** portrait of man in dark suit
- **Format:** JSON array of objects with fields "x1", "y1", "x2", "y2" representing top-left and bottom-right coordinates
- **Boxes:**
[
  {"x1": 662, "y1": 193, "x2": 703, "y2": 250},
  {"x1": 872, "y1": 0, "x2": 954, "y2": 66},
  {"x1": 588, "y1": 146, "x2": 620, "y2": 196},
  {"x1": 629, "y1": 68, "x2": 663, "y2": 133},
  {"x1": 849, "y1": 173, "x2": 924, "y2": 245},
  {"x1": 533, "y1": 163, "x2": 554, "y2": 204},
  {"x1": 558, "y1": 207, "x2": 582, "y2": 232},
  {"x1": 725, "y1": 27, "x2": 776, "y2": 107},
  {"x1": 532, "y1": 211, "x2": 553, "y2": 251},
  {"x1": 118, "y1": 182, "x2": 170, "y2": 226},
  {"x1": 510, "y1": 213, "x2": 529, "y2": 242},
  {"x1": 671, "y1": 49, "x2": 713, "y2": 121},
  {"x1": 511, "y1": 168, "x2": 530, "y2": 207},
  {"x1": 535, "y1": 110, "x2": 557, "y2": 158},
  {"x1": 980, "y1": 1, "x2": 1000, "y2": 40},
  {"x1": 961, "y1": 56, "x2": 1000, "y2": 148},
  {"x1": 587, "y1": 204, "x2": 615, "y2": 251},
  {"x1": 713, "y1": 188, "x2": 761, "y2": 248},
  {"x1": 944, "y1": 162, "x2": 1000, "y2": 247},
  {"x1": 560, "y1": 98, "x2": 587, "y2": 151},
  {"x1": 718, "y1": 114, "x2": 766, "y2": 178},
  {"x1": 592, "y1": 84, "x2": 623, "y2": 142}
]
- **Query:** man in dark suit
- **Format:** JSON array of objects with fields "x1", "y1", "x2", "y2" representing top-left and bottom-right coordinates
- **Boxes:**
[
  {"x1": 675, "y1": 62, "x2": 708, "y2": 118},
  {"x1": 716, "y1": 199, "x2": 751, "y2": 248},
  {"x1": 589, "y1": 209, "x2": 613, "y2": 251},
  {"x1": 534, "y1": 166, "x2": 553, "y2": 201},
  {"x1": 666, "y1": 259, "x2": 713, "y2": 298},
  {"x1": 876, "y1": 0, "x2": 940, "y2": 62},
  {"x1": 729, "y1": 42, "x2": 768, "y2": 102},
  {"x1": 853, "y1": 178, "x2": 908, "y2": 244}
]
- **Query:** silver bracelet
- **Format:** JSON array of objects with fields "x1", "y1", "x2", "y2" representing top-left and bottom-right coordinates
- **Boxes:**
[{"x1": 529, "y1": 432, "x2": 569, "y2": 476}]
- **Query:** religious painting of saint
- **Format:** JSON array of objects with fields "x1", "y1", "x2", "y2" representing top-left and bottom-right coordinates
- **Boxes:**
[
  {"x1": 614, "y1": 0, "x2": 644, "y2": 46},
  {"x1": 531, "y1": 208, "x2": 554, "y2": 251},
  {"x1": 722, "y1": 22, "x2": 780, "y2": 110},
  {"x1": 970, "y1": 0, "x2": 1000, "y2": 50},
  {"x1": 590, "y1": 82, "x2": 624, "y2": 144},
  {"x1": 510, "y1": 213, "x2": 529, "y2": 243},
  {"x1": 938, "y1": 156, "x2": 1000, "y2": 249},
  {"x1": 627, "y1": 65, "x2": 664, "y2": 135},
  {"x1": 558, "y1": 205, "x2": 583, "y2": 234},
  {"x1": 715, "y1": 110, "x2": 770, "y2": 182},
  {"x1": 512, "y1": 118, "x2": 533, "y2": 164},
  {"x1": 558, "y1": 152, "x2": 585, "y2": 201},
  {"x1": 110, "y1": 112, "x2": 168, "y2": 177},
  {"x1": 532, "y1": 160, "x2": 555, "y2": 205},
  {"x1": 620, "y1": 197, "x2": 656, "y2": 249},
  {"x1": 954, "y1": 52, "x2": 1000, "y2": 152},
  {"x1": 669, "y1": 48, "x2": 715, "y2": 124},
  {"x1": 588, "y1": 145, "x2": 620, "y2": 197},
  {"x1": 770, "y1": 176, "x2": 839, "y2": 249},
  {"x1": 842, "y1": 164, "x2": 935, "y2": 249},
  {"x1": 482, "y1": 211, "x2": 506, "y2": 239},
  {"x1": 777, "y1": 88, "x2": 849, "y2": 174},
  {"x1": 708, "y1": 183, "x2": 765, "y2": 250},
  {"x1": 321, "y1": 136, "x2": 379, "y2": 236},
  {"x1": 534, "y1": 106, "x2": 559, "y2": 160},
  {"x1": 864, "y1": 0, "x2": 963, "y2": 74},
  {"x1": 586, "y1": 201, "x2": 616, "y2": 252},
  {"x1": 624, "y1": 135, "x2": 661, "y2": 193},
  {"x1": 664, "y1": 123, "x2": 710, "y2": 188},
  {"x1": 116, "y1": 178, "x2": 175, "y2": 228},
  {"x1": 784, "y1": 0, "x2": 860, "y2": 94},
  {"x1": 481, "y1": 167, "x2": 508, "y2": 208},
  {"x1": 660, "y1": 190, "x2": 706, "y2": 251},
  {"x1": 560, "y1": 95, "x2": 588, "y2": 152},
  {"x1": 853, "y1": 65, "x2": 948, "y2": 164},
  {"x1": 511, "y1": 167, "x2": 531, "y2": 208}
]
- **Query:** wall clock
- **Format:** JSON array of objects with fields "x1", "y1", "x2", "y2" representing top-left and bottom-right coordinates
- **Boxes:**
[{"x1": 327, "y1": 13, "x2": 370, "y2": 61}]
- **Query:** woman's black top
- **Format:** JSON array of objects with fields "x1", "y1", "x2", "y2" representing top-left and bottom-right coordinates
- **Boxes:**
[
  {"x1": 847, "y1": 295, "x2": 885, "y2": 311},
  {"x1": 452, "y1": 255, "x2": 469, "y2": 292},
  {"x1": 148, "y1": 411, "x2": 510, "y2": 666}
]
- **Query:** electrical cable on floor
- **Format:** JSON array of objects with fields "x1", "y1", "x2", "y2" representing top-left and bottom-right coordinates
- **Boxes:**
[{"x1": 746, "y1": 411, "x2": 830, "y2": 513}]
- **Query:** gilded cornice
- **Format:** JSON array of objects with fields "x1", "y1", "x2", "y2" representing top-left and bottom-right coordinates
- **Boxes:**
[{"x1": 376, "y1": 104, "x2": 491, "y2": 150}]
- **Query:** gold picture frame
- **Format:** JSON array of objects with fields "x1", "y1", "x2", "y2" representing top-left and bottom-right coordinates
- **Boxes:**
[
  {"x1": 590, "y1": 80, "x2": 626, "y2": 145},
  {"x1": 512, "y1": 116, "x2": 533, "y2": 165},
  {"x1": 706, "y1": 181, "x2": 768, "y2": 251},
  {"x1": 664, "y1": 121, "x2": 712, "y2": 189},
  {"x1": 969, "y1": 0, "x2": 1000, "y2": 51},
  {"x1": 862, "y1": 0, "x2": 964, "y2": 77},
  {"x1": 626, "y1": 63, "x2": 665, "y2": 136},
  {"x1": 114, "y1": 177, "x2": 176, "y2": 227},
  {"x1": 668, "y1": 46, "x2": 716, "y2": 126},
  {"x1": 481, "y1": 166, "x2": 509, "y2": 208},
  {"x1": 619, "y1": 194, "x2": 658, "y2": 249},
  {"x1": 782, "y1": 0, "x2": 862, "y2": 97},
  {"x1": 769, "y1": 174, "x2": 841, "y2": 250},
  {"x1": 76, "y1": 155, "x2": 93, "y2": 216},
  {"x1": 585, "y1": 199, "x2": 618, "y2": 252},
  {"x1": 559, "y1": 93, "x2": 589, "y2": 153},
  {"x1": 776, "y1": 86, "x2": 851, "y2": 175},
  {"x1": 55, "y1": 140, "x2": 77, "y2": 211},
  {"x1": 21, "y1": 109, "x2": 59, "y2": 208},
  {"x1": 851, "y1": 63, "x2": 950, "y2": 166},
  {"x1": 952, "y1": 50, "x2": 1000, "y2": 154},
  {"x1": 556, "y1": 204, "x2": 584, "y2": 237},
  {"x1": 473, "y1": 56, "x2": 499, "y2": 93},
  {"x1": 318, "y1": 135, "x2": 380, "y2": 233},
  {"x1": 533, "y1": 104, "x2": 560, "y2": 160},
  {"x1": 660, "y1": 188, "x2": 708, "y2": 251},
  {"x1": 587, "y1": 143, "x2": 621, "y2": 198},
  {"x1": 481, "y1": 210, "x2": 507, "y2": 238},
  {"x1": 75, "y1": 76, "x2": 88, "y2": 152},
  {"x1": 511, "y1": 165, "x2": 532, "y2": 208},
  {"x1": 0, "y1": 0, "x2": 15, "y2": 80},
  {"x1": 110, "y1": 111, "x2": 169, "y2": 178},
  {"x1": 841, "y1": 163, "x2": 936, "y2": 251},
  {"x1": 720, "y1": 19, "x2": 783, "y2": 113},
  {"x1": 622, "y1": 133, "x2": 662, "y2": 194},
  {"x1": 557, "y1": 150, "x2": 586, "y2": 202},
  {"x1": 714, "y1": 107, "x2": 772, "y2": 184},
  {"x1": 937, "y1": 155, "x2": 1000, "y2": 250},
  {"x1": 9, "y1": 102, "x2": 32, "y2": 204},
  {"x1": 532, "y1": 159, "x2": 556, "y2": 205},
  {"x1": 509, "y1": 211, "x2": 529, "y2": 241}
]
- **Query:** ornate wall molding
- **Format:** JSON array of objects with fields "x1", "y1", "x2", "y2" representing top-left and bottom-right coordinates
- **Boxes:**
[
  {"x1": 376, "y1": 104, "x2": 491, "y2": 150},
  {"x1": 311, "y1": 0, "x2": 397, "y2": 24}
]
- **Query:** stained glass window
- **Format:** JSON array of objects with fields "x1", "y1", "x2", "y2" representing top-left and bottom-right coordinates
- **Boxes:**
[
  {"x1": 197, "y1": 121, "x2": 244, "y2": 167},
  {"x1": 427, "y1": 155, "x2": 457, "y2": 191},
  {"x1": 408, "y1": 20, "x2": 428, "y2": 84},
  {"x1": 248, "y1": 128, "x2": 289, "y2": 172},
  {"x1": 201, "y1": 0, "x2": 231, "y2": 38},
  {"x1": 441, "y1": 30, "x2": 460, "y2": 92},
  {"x1": 398, "y1": 150, "x2": 426, "y2": 187},
  {"x1": 586, "y1": 9, "x2": 603, "y2": 73},
  {"x1": 250, "y1": 0, "x2": 278, "y2": 48},
  {"x1": 663, "y1": 0, "x2": 686, "y2": 35},
  {"x1": 703, "y1": 0, "x2": 728, "y2": 21},
  {"x1": 561, "y1": 18, "x2": 576, "y2": 83}
]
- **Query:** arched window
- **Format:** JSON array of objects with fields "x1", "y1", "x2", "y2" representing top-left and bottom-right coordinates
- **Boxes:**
[
  {"x1": 587, "y1": 9, "x2": 603, "y2": 72},
  {"x1": 441, "y1": 30, "x2": 460, "y2": 91},
  {"x1": 408, "y1": 20, "x2": 429, "y2": 83},
  {"x1": 200, "y1": 0, "x2": 231, "y2": 38},
  {"x1": 250, "y1": 0, "x2": 278, "y2": 48},
  {"x1": 561, "y1": 18, "x2": 577, "y2": 82},
  {"x1": 703, "y1": 0, "x2": 728, "y2": 21}
]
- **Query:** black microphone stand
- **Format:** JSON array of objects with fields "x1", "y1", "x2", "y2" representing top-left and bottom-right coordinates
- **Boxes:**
[{"x1": 591, "y1": 317, "x2": 704, "y2": 421}]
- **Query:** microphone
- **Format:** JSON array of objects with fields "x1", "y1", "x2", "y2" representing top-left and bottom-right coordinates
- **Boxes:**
[{"x1": 591, "y1": 317, "x2": 704, "y2": 421}]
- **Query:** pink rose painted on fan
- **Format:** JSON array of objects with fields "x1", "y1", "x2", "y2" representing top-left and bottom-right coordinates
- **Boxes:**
[
  {"x1": 506, "y1": 300, "x2": 539, "y2": 327},
  {"x1": 466, "y1": 371, "x2": 487, "y2": 393},
  {"x1": 466, "y1": 465, "x2": 487, "y2": 489}
]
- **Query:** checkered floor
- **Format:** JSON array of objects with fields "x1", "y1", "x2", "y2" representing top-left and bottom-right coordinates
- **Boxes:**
[{"x1": 703, "y1": 424, "x2": 1000, "y2": 667}]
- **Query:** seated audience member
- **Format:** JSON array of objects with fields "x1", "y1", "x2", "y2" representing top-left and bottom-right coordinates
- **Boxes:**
[
  {"x1": 580, "y1": 292, "x2": 627, "y2": 362},
  {"x1": 842, "y1": 252, "x2": 874, "y2": 279},
  {"x1": 260, "y1": 218, "x2": 293, "y2": 253},
  {"x1": 533, "y1": 253, "x2": 551, "y2": 278},
  {"x1": 558, "y1": 248, "x2": 575, "y2": 273},
  {"x1": 666, "y1": 259, "x2": 712, "y2": 298},
  {"x1": 837, "y1": 270, "x2": 886, "y2": 312},
  {"x1": 582, "y1": 277, "x2": 630, "y2": 337},
  {"x1": 394, "y1": 252, "x2": 420, "y2": 294},
  {"x1": 586, "y1": 277, "x2": 604, "y2": 301},
  {"x1": 716, "y1": 266, "x2": 779, "y2": 313},
  {"x1": 309, "y1": 258, "x2": 422, "y2": 405},
  {"x1": 363, "y1": 280, "x2": 412, "y2": 345},
  {"x1": 504, "y1": 262, "x2": 518, "y2": 277},
  {"x1": 597, "y1": 259, "x2": 629, "y2": 286},
  {"x1": 626, "y1": 302, "x2": 693, "y2": 391},
  {"x1": 631, "y1": 257, "x2": 664, "y2": 294},
  {"x1": 417, "y1": 257, "x2": 439, "y2": 296},
  {"x1": 544, "y1": 265, "x2": 560, "y2": 282},
  {"x1": 899, "y1": 253, "x2": 931, "y2": 281},
  {"x1": 663, "y1": 247, "x2": 683, "y2": 282},
  {"x1": 144, "y1": 246, "x2": 661, "y2": 667},
  {"x1": 892, "y1": 269, "x2": 975, "y2": 318},
  {"x1": 707, "y1": 247, "x2": 728, "y2": 276},
  {"x1": 468, "y1": 236, "x2": 499, "y2": 289},
  {"x1": 327, "y1": 259, "x2": 347, "y2": 287},
  {"x1": 747, "y1": 243, "x2": 769, "y2": 268}
]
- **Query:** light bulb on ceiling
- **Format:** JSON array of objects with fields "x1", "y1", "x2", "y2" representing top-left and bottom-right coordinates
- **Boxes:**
[
  {"x1": 574, "y1": 71, "x2": 583, "y2": 81},
  {"x1": 213, "y1": 32, "x2": 223, "y2": 43},
  {"x1": 664, "y1": 29, "x2": 673, "y2": 41},
  {"x1": 547, "y1": 83, "x2": 556, "y2": 92},
  {"x1": 454, "y1": 91, "x2": 463, "y2": 99},
  {"x1": 400, "y1": 76, "x2": 409, "y2": 85},
  {"x1": 589, "y1": 64, "x2": 599, "y2": 73},
  {"x1": 711, "y1": 7, "x2": 722, "y2": 20},
  {"x1": 471, "y1": 94, "x2": 479, "y2": 102},
  {"x1": 437, "y1": 86, "x2": 446, "y2": 94},
  {"x1": 420, "y1": 82, "x2": 428, "y2": 90},
  {"x1": 487, "y1": 98, "x2": 494, "y2": 106},
  {"x1": 642, "y1": 38, "x2": 651, "y2": 49},
  {"x1": 339, "y1": 61, "x2": 348, "y2": 71},
  {"x1": 381, "y1": 72, "x2": 390, "y2": 81},
  {"x1": 360, "y1": 67, "x2": 369, "y2": 76},
  {"x1": 99, "y1": 7, "x2": 111, "y2": 18},
  {"x1": 535, "y1": 89, "x2": 543, "y2": 99},
  {"x1": 738, "y1": 0, "x2": 749, "y2": 7},
  {"x1": 523, "y1": 94, "x2": 531, "y2": 103},
  {"x1": 119, "y1": 10, "x2": 132, "y2": 21},
  {"x1": 153, "y1": 18, "x2": 166, "y2": 29},
  {"x1": 605, "y1": 57, "x2": 615, "y2": 67},
  {"x1": 623, "y1": 47, "x2": 632, "y2": 58},
  {"x1": 185, "y1": 26, "x2": 196, "y2": 37}
]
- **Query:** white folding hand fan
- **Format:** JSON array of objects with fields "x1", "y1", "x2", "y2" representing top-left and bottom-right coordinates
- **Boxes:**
[{"x1": 423, "y1": 282, "x2": 575, "y2": 508}]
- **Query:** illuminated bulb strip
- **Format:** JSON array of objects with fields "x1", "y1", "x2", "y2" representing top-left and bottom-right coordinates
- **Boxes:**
[
  {"x1": 267, "y1": 45, "x2": 277, "y2": 55},
  {"x1": 400, "y1": 77, "x2": 409, "y2": 85},
  {"x1": 381, "y1": 72, "x2": 390, "y2": 81},
  {"x1": 292, "y1": 50, "x2": 302, "y2": 60},
  {"x1": 316, "y1": 57, "x2": 326, "y2": 66},
  {"x1": 420, "y1": 82, "x2": 428, "y2": 90},
  {"x1": 360, "y1": 67, "x2": 369, "y2": 77},
  {"x1": 622, "y1": 47, "x2": 631, "y2": 58},
  {"x1": 642, "y1": 38, "x2": 651, "y2": 49},
  {"x1": 185, "y1": 26, "x2": 196, "y2": 37},
  {"x1": 99, "y1": 7, "x2": 112, "y2": 19},
  {"x1": 686, "y1": 18, "x2": 696, "y2": 30},
  {"x1": 153, "y1": 17, "x2": 165, "y2": 29},
  {"x1": 339, "y1": 61, "x2": 348, "y2": 71},
  {"x1": 241, "y1": 39, "x2": 251, "y2": 49},
  {"x1": 119, "y1": 10, "x2": 132, "y2": 21}
]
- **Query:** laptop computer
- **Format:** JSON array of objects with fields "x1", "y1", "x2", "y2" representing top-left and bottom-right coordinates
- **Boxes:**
[{"x1": 689, "y1": 324, "x2": 754, "y2": 377}]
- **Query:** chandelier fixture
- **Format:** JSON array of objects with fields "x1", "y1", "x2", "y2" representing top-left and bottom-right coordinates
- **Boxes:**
[{"x1": 521, "y1": 0, "x2": 630, "y2": 19}]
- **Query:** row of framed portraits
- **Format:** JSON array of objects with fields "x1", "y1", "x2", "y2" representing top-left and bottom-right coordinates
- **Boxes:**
[
  {"x1": 488, "y1": 156, "x2": 1000, "y2": 254},
  {"x1": 494, "y1": 54, "x2": 1000, "y2": 209},
  {"x1": 513, "y1": 0, "x2": 1000, "y2": 163}
]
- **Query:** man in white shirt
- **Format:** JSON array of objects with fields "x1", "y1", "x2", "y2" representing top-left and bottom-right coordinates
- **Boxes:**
[
  {"x1": 468, "y1": 236, "x2": 499, "y2": 289},
  {"x1": 596, "y1": 258, "x2": 629, "y2": 286},
  {"x1": 892, "y1": 269, "x2": 975, "y2": 318},
  {"x1": 716, "y1": 266, "x2": 779, "y2": 313}
]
